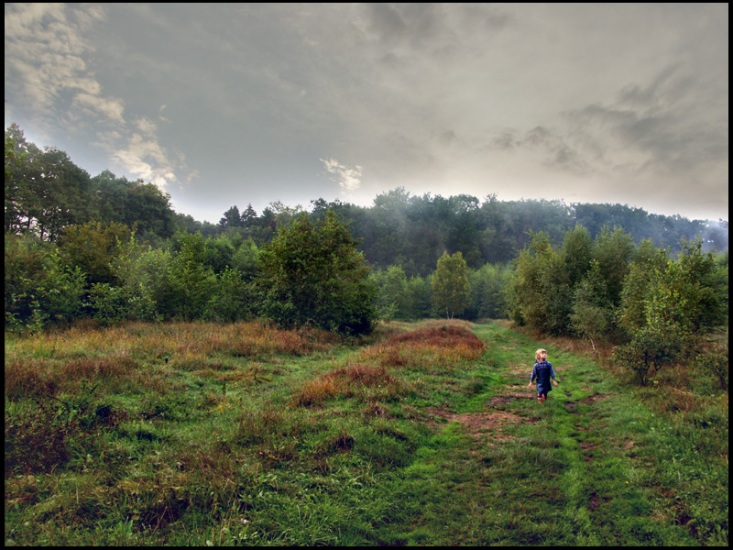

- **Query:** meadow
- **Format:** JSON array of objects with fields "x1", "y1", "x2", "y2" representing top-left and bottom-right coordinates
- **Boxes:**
[{"x1": 4, "y1": 319, "x2": 728, "y2": 546}]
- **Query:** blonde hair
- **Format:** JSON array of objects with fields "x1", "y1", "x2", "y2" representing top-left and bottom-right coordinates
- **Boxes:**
[{"x1": 535, "y1": 348, "x2": 547, "y2": 362}]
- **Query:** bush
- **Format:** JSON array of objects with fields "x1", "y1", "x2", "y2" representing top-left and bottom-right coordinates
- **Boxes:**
[
  {"x1": 696, "y1": 342, "x2": 728, "y2": 390},
  {"x1": 612, "y1": 327, "x2": 683, "y2": 385}
]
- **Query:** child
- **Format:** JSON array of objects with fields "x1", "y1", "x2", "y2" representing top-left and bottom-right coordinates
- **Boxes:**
[{"x1": 528, "y1": 348, "x2": 558, "y2": 402}]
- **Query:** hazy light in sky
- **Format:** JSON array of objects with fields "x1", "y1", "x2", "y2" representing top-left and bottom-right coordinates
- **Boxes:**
[{"x1": 4, "y1": 3, "x2": 728, "y2": 223}]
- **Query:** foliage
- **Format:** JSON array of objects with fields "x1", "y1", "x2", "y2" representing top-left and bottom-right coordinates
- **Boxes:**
[
  {"x1": 111, "y1": 243, "x2": 172, "y2": 322},
  {"x1": 569, "y1": 260, "x2": 611, "y2": 349},
  {"x1": 561, "y1": 224, "x2": 593, "y2": 288},
  {"x1": 5, "y1": 232, "x2": 50, "y2": 327},
  {"x1": 204, "y1": 267, "x2": 256, "y2": 322},
  {"x1": 164, "y1": 232, "x2": 218, "y2": 321},
  {"x1": 405, "y1": 275, "x2": 434, "y2": 320},
  {"x1": 431, "y1": 251, "x2": 472, "y2": 319},
  {"x1": 3, "y1": 122, "x2": 729, "y2": 343},
  {"x1": 591, "y1": 226, "x2": 635, "y2": 309},
  {"x1": 506, "y1": 231, "x2": 571, "y2": 334},
  {"x1": 370, "y1": 265, "x2": 411, "y2": 321},
  {"x1": 36, "y1": 251, "x2": 88, "y2": 326},
  {"x1": 5, "y1": 236, "x2": 86, "y2": 331},
  {"x1": 92, "y1": 170, "x2": 175, "y2": 239},
  {"x1": 613, "y1": 238, "x2": 726, "y2": 384},
  {"x1": 58, "y1": 221, "x2": 132, "y2": 286},
  {"x1": 612, "y1": 326, "x2": 683, "y2": 385},
  {"x1": 257, "y1": 210, "x2": 376, "y2": 335},
  {"x1": 695, "y1": 341, "x2": 729, "y2": 390},
  {"x1": 465, "y1": 263, "x2": 512, "y2": 320},
  {"x1": 230, "y1": 237, "x2": 260, "y2": 280}
]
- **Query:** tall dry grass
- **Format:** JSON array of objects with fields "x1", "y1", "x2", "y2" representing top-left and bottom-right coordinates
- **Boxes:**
[{"x1": 355, "y1": 321, "x2": 485, "y2": 369}]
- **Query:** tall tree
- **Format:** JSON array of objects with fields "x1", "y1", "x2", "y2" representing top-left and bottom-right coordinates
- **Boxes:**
[
  {"x1": 371, "y1": 265, "x2": 410, "y2": 321},
  {"x1": 561, "y1": 224, "x2": 593, "y2": 289},
  {"x1": 219, "y1": 205, "x2": 242, "y2": 229},
  {"x1": 432, "y1": 251, "x2": 471, "y2": 319},
  {"x1": 123, "y1": 181, "x2": 175, "y2": 238}
]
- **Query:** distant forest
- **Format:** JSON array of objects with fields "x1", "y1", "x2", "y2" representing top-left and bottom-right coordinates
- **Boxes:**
[{"x1": 5, "y1": 123, "x2": 727, "y2": 278}]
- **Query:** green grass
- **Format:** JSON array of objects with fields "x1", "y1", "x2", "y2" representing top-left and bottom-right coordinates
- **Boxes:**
[{"x1": 4, "y1": 319, "x2": 728, "y2": 546}]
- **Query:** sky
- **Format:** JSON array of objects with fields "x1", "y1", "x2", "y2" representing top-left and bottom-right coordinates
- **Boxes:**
[{"x1": 4, "y1": 3, "x2": 729, "y2": 224}]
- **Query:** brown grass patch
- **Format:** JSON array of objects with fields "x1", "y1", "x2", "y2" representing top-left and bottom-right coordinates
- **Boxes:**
[
  {"x1": 202, "y1": 322, "x2": 340, "y2": 356},
  {"x1": 60, "y1": 354, "x2": 137, "y2": 379},
  {"x1": 291, "y1": 363, "x2": 402, "y2": 407},
  {"x1": 356, "y1": 322, "x2": 485, "y2": 369},
  {"x1": 4, "y1": 359, "x2": 59, "y2": 399},
  {"x1": 388, "y1": 323, "x2": 484, "y2": 350}
]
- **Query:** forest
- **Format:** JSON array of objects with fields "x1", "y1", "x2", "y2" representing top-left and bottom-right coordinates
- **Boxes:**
[{"x1": 4, "y1": 122, "x2": 729, "y2": 383}]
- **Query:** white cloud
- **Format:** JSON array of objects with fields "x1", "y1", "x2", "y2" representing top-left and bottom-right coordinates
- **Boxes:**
[
  {"x1": 4, "y1": 4, "x2": 187, "y2": 193},
  {"x1": 111, "y1": 133, "x2": 176, "y2": 190},
  {"x1": 72, "y1": 92, "x2": 125, "y2": 124},
  {"x1": 321, "y1": 158, "x2": 363, "y2": 194}
]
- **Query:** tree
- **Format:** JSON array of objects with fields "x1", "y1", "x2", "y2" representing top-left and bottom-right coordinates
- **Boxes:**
[
  {"x1": 432, "y1": 251, "x2": 471, "y2": 319},
  {"x1": 561, "y1": 224, "x2": 593, "y2": 289},
  {"x1": 371, "y1": 265, "x2": 410, "y2": 321},
  {"x1": 35, "y1": 250, "x2": 87, "y2": 327},
  {"x1": 256, "y1": 210, "x2": 376, "y2": 335},
  {"x1": 58, "y1": 221, "x2": 132, "y2": 286},
  {"x1": 591, "y1": 226, "x2": 635, "y2": 308},
  {"x1": 506, "y1": 231, "x2": 571, "y2": 334},
  {"x1": 406, "y1": 275, "x2": 434, "y2": 320},
  {"x1": 123, "y1": 181, "x2": 175, "y2": 239},
  {"x1": 466, "y1": 263, "x2": 512, "y2": 320},
  {"x1": 204, "y1": 267, "x2": 256, "y2": 322},
  {"x1": 569, "y1": 260, "x2": 611, "y2": 350},
  {"x1": 219, "y1": 205, "x2": 242, "y2": 229},
  {"x1": 614, "y1": 238, "x2": 726, "y2": 385},
  {"x1": 5, "y1": 125, "x2": 92, "y2": 241},
  {"x1": 616, "y1": 240, "x2": 669, "y2": 340},
  {"x1": 5, "y1": 232, "x2": 51, "y2": 327},
  {"x1": 164, "y1": 232, "x2": 217, "y2": 320}
]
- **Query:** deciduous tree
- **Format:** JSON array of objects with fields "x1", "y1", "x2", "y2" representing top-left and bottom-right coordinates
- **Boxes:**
[
  {"x1": 432, "y1": 251, "x2": 471, "y2": 319},
  {"x1": 256, "y1": 211, "x2": 376, "y2": 335}
]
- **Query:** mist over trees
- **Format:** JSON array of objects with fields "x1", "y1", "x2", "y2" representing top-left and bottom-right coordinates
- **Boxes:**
[{"x1": 5, "y1": 123, "x2": 729, "y2": 381}]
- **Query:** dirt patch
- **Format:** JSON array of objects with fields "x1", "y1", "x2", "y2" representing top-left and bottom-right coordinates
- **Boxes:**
[
  {"x1": 588, "y1": 491, "x2": 611, "y2": 511},
  {"x1": 579, "y1": 441, "x2": 596, "y2": 462},
  {"x1": 580, "y1": 393, "x2": 611, "y2": 404},
  {"x1": 426, "y1": 407, "x2": 523, "y2": 443},
  {"x1": 566, "y1": 393, "x2": 611, "y2": 412},
  {"x1": 488, "y1": 392, "x2": 532, "y2": 406}
]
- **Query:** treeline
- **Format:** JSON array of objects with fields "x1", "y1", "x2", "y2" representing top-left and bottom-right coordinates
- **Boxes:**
[
  {"x1": 207, "y1": 191, "x2": 728, "y2": 278},
  {"x1": 6, "y1": 123, "x2": 728, "y2": 276},
  {"x1": 4, "y1": 123, "x2": 729, "y2": 385}
]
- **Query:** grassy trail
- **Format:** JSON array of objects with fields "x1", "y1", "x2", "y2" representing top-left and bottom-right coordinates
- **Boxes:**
[
  {"x1": 386, "y1": 321, "x2": 720, "y2": 545},
  {"x1": 4, "y1": 320, "x2": 726, "y2": 546}
]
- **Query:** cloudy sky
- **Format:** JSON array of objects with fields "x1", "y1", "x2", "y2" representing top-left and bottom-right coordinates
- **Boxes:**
[{"x1": 5, "y1": 3, "x2": 728, "y2": 223}]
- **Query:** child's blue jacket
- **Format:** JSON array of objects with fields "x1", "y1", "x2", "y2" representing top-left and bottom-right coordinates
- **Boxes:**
[{"x1": 530, "y1": 360, "x2": 557, "y2": 395}]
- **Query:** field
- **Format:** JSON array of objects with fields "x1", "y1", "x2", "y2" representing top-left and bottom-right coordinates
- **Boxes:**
[{"x1": 4, "y1": 319, "x2": 728, "y2": 546}]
